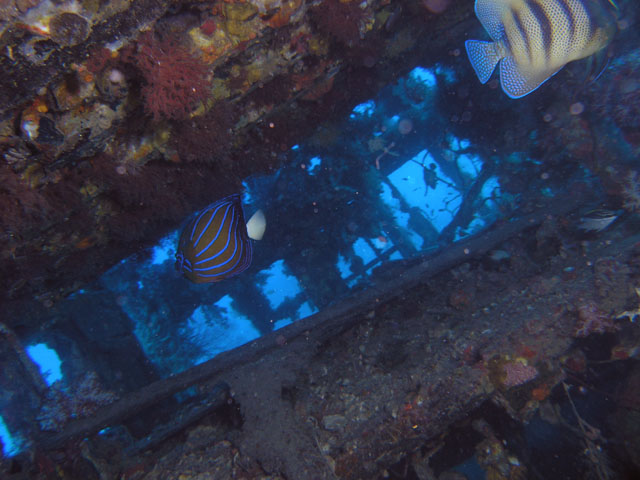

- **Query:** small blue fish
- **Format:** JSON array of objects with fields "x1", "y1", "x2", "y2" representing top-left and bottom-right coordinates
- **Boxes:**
[
  {"x1": 175, "y1": 194, "x2": 266, "y2": 283},
  {"x1": 465, "y1": 0, "x2": 617, "y2": 98}
]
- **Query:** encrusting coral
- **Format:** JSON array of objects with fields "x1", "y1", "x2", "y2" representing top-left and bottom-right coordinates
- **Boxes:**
[
  {"x1": 128, "y1": 32, "x2": 210, "y2": 121},
  {"x1": 311, "y1": 0, "x2": 368, "y2": 47}
]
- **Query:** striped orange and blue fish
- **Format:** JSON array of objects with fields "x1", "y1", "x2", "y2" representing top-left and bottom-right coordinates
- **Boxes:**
[
  {"x1": 465, "y1": 0, "x2": 618, "y2": 98},
  {"x1": 175, "y1": 194, "x2": 266, "y2": 283}
]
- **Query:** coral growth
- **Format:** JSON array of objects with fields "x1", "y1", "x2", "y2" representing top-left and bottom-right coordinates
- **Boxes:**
[
  {"x1": 48, "y1": 12, "x2": 90, "y2": 47},
  {"x1": 0, "y1": 162, "x2": 80, "y2": 244},
  {"x1": 502, "y1": 360, "x2": 538, "y2": 387},
  {"x1": 593, "y1": 257, "x2": 631, "y2": 312},
  {"x1": 311, "y1": 0, "x2": 367, "y2": 46},
  {"x1": 86, "y1": 47, "x2": 117, "y2": 75},
  {"x1": 263, "y1": 0, "x2": 303, "y2": 29},
  {"x1": 172, "y1": 101, "x2": 238, "y2": 163},
  {"x1": 592, "y1": 50, "x2": 640, "y2": 141},
  {"x1": 621, "y1": 170, "x2": 640, "y2": 212},
  {"x1": 574, "y1": 302, "x2": 618, "y2": 337},
  {"x1": 422, "y1": 0, "x2": 452, "y2": 14},
  {"x1": 245, "y1": 75, "x2": 294, "y2": 108},
  {"x1": 37, "y1": 372, "x2": 118, "y2": 432},
  {"x1": 130, "y1": 32, "x2": 210, "y2": 121},
  {"x1": 0, "y1": 167, "x2": 50, "y2": 229}
]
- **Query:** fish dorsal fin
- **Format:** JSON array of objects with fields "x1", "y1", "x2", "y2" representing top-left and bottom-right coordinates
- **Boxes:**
[
  {"x1": 246, "y1": 209, "x2": 266, "y2": 240},
  {"x1": 474, "y1": 0, "x2": 511, "y2": 41},
  {"x1": 499, "y1": 56, "x2": 560, "y2": 98}
]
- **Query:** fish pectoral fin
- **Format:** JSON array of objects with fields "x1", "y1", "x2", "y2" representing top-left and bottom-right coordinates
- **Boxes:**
[
  {"x1": 465, "y1": 40, "x2": 501, "y2": 84},
  {"x1": 585, "y1": 47, "x2": 612, "y2": 83},
  {"x1": 246, "y1": 209, "x2": 266, "y2": 240},
  {"x1": 499, "y1": 56, "x2": 560, "y2": 99}
]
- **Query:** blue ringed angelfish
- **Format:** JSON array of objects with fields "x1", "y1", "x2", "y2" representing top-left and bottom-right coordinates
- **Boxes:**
[
  {"x1": 175, "y1": 194, "x2": 266, "y2": 283},
  {"x1": 465, "y1": 0, "x2": 617, "y2": 98}
]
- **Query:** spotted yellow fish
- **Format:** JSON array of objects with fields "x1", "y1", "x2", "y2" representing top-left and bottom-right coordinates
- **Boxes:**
[{"x1": 465, "y1": 0, "x2": 618, "y2": 98}]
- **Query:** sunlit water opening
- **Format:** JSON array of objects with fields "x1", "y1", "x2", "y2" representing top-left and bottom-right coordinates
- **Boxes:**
[
  {"x1": 25, "y1": 343, "x2": 63, "y2": 386},
  {"x1": 0, "y1": 416, "x2": 20, "y2": 457},
  {"x1": 261, "y1": 259, "x2": 305, "y2": 310},
  {"x1": 1, "y1": 346, "x2": 63, "y2": 457},
  {"x1": 182, "y1": 298, "x2": 261, "y2": 365}
]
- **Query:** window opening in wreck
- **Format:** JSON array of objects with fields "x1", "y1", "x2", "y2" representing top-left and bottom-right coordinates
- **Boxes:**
[
  {"x1": 0, "y1": 416, "x2": 21, "y2": 457},
  {"x1": 260, "y1": 259, "x2": 308, "y2": 312},
  {"x1": 383, "y1": 148, "x2": 502, "y2": 239},
  {"x1": 181, "y1": 298, "x2": 261, "y2": 367},
  {"x1": 351, "y1": 99, "x2": 376, "y2": 118},
  {"x1": 347, "y1": 233, "x2": 399, "y2": 281},
  {"x1": 25, "y1": 343, "x2": 63, "y2": 386},
  {"x1": 306, "y1": 156, "x2": 322, "y2": 175}
]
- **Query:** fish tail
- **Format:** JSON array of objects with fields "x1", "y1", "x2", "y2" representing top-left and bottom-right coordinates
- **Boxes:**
[{"x1": 465, "y1": 40, "x2": 502, "y2": 84}]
